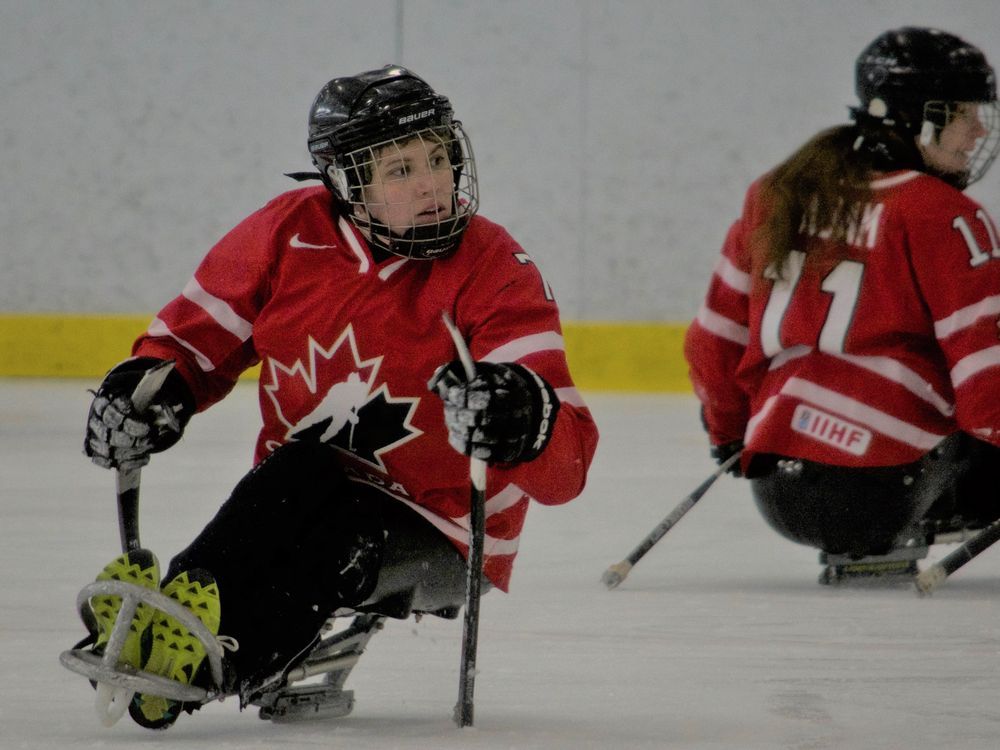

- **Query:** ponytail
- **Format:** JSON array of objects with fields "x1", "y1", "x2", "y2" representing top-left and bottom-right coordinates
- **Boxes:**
[{"x1": 753, "y1": 126, "x2": 875, "y2": 277}]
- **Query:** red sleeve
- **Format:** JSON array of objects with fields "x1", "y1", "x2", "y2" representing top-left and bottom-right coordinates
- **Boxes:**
[
  {"x1": 905, "y1": 184, "x2": 1000, "y2": 445},
  {"x1": 684, "y1": 185, "x2": 757, "y2": 446},
  {"x1": 456, "y1": 223, "x2": 599, "y2": 504},
  {"x1": 132, "y1": 204, "x2": 275, "y2": 410}
]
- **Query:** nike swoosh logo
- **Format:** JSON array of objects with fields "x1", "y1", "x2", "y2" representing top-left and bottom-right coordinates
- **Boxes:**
[{"x1": 289, "y1": 233, "x2": 337, "y2": 250}]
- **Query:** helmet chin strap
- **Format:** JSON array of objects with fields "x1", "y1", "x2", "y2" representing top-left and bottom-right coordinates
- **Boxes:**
[
  {"x1": 913, "y1": 121, "x2": 975, "y2": 188},
  {"x1": 918, "y1": 120, "x2": 937, "y2": 147},
  {"x1": 327, "y1": 166, "x2": 354, "y2": 202},
  {"x1": 350, "y1": 210, "x2": 466, "y2": 260}
]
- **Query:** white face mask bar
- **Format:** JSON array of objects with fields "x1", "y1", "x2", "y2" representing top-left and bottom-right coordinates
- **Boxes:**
[
  {"x1": 967, "y1": 102, "x2": 1000, "y2": 184},
  {"x1": 921, "y1": 101, "x2": 1000, "y2": 185}
]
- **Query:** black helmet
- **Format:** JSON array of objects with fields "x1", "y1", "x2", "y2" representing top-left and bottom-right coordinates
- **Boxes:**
[
  {"x1": 856, "y1": 27, "x2": 996, "y2": 125},
  {"x1": 308, "y1": 66, "x2": 478, "y2": 259},
  {"x1": 852, "y1": 27, "x2": 999, "y2": 186}
]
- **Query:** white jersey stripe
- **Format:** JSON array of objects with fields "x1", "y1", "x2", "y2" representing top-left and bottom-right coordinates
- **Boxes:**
[
  {"x1": 951, "y1": 344, "x2": 1000, "y2": 388},
  {"x1": 406, "y1": 502, "x2": 522, "y2": 557},
  {"x1": 482, "y1": 533, "x2": 521, "y2": 557},
  {"x1": 147, "y1": 317, "x2": 216, "y2": 372},
  {"x1": 715, "y1": 255, "x2": 751, "y2": 294},
  {"x1": 696, "y1": 304, "x2": 750, "y2": 346},
  {"x1": 782, "y1": 377, "x2": 945, "y2": 450},
  {"x1": 767, "y1": 346, "x2": 953, "y2": 416},
  {"x1": 745, "y1": 394, "x2": 778, "y2": 443},
  {"x1": 479, "y1": 335, "x2": 589, "y2": 410},
  {"x1": 338, "y1": 216, "x2": 370, "y2": 274},
  {"x1": 768, "y1": 345, "x2": 810, "y2": 370},
  {"x1": 870, "y1": 171, "x2": 921, "y2": 190},
  {"x1": 555, "y1": 386, "x2": 588, "y2": 408},
  {"x1": 935, "y1": 294, "x2": 1000, "y2": 339},
  {"x1": 482, "y1": 331, "x2": 565, "y2": 363},
  {"x1": 485, "y1": 483, "x2": 527, "y2": 515},
  {"x1": 182, "y1": 277, "x2": 253, "y2": 341},
  {"x1": 453, "y1": 483, "x2": 528, "y2": 521},
  {"x1": 378, "y1": 258, "x2": 409, "y2": 280},
  {"x1": 832, "y1": 352, "x2": 953, "y2": 417}
]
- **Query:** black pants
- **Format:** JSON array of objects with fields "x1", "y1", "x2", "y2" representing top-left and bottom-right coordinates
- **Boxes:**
[
  {"x1": 165, "y1": 441, "x2": 471, "y2": 692},
  {"x1": 749, "y1": 434, "x2": 1000, "y2": 558}
]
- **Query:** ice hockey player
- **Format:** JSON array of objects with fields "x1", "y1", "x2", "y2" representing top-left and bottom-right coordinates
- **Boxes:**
[
  {"x1": 77, "y1": 65, "x2": 598, "y2": 728},
  {"x1": 684, "y1": 27, "x2": 1000, "y2": 584}
]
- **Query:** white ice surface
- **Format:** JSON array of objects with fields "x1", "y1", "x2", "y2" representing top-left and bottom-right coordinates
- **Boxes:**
[{"x1": 3, "y1": 380, "x2": 1000, "y2": 749}]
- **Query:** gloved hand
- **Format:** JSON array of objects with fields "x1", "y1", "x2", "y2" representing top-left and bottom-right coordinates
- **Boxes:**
[
  {"x1": 428, "y1": 361, "x2": 559, "y2": 465},
  {"x1": 710, "y1": 440, "x2": 744, "y2": 477},
  {"x1": 84, "y1": 358, "x2": 195, "y2": 471}
]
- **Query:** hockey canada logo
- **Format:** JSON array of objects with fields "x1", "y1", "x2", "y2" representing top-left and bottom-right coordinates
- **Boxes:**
[{"x1": 263, "y1": 325, "x2": 422, "y2": 470}]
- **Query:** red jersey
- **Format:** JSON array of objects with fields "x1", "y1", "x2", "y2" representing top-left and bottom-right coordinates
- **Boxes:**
[
  {"x1": 132, "y1": 185, "x2": 598, "y2": 591},
  {"x1": 685, "y1": 170, "x2": 1000, "y2": 471}
]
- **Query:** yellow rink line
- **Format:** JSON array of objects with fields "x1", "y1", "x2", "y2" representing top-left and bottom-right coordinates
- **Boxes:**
[{"x1": 0, "y1": 315, "x2": 692, "y2": 392}]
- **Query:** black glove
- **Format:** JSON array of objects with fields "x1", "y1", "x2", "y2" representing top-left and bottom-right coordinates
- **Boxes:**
[
  {"x1": 710, "y1": 440, "x2": 744, "y2": 477},
  {"x1": 428, "y1": 361, "x2": 560, "y2": 465},
  {"x1": 84, "y1": 358, "x2": 195, "y2": 471}
]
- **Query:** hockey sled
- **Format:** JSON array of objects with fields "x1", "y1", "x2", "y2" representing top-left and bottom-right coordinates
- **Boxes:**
[{"x1": 60, "y1": 579, "x2": 226, "y2": 725}]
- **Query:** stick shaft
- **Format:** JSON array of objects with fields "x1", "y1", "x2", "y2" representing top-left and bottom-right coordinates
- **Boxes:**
[
  {"x1": 624, "y1": 451, "x2": 740, "y2": 567},
  {"x1": 114, "y1": 360, "x2": 176, "y2": 552},
  {"x1": 455, "y1": 482, "x2": 485, "y2": 726},
  {"x1": 601, "y1": 452, "x2": 740, "y2": 590},
  {"x1": 116, "y1": 471, "x2": 142, "y2": 553},
  {"x1": 441, "y1": 312, "x2": 486, "y2": 727}
]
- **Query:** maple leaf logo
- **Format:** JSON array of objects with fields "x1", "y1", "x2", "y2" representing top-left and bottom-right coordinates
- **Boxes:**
[{"x1": 263, "y1": 324, "x2": 422, "y2": 470}]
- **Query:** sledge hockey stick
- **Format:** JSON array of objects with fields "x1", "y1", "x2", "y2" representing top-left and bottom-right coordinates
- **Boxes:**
[
  {"x1": 914, "y1": 518, "x2": 1000, "y2": 595},
  {"x1": 601, "y1": 451, "x2": 742, "y2": 589},
  {"x1": 441, "y1": 312, "x2": 487, "y2": 728},
  {"x1": 115, "y1": 359, "x2": 176, "y2": 552},
  {"x1": 95, "y1": 358, "x2": 176, "y2": 725}
]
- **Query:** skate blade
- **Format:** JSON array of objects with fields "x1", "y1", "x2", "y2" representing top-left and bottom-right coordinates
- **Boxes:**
[
  {"x1": 259, "y1": 687, "x2": 355, "y2": 722},
  {"x1": 819, "y1": 562, "x2": 918, "y2": 587},
  {"x1": 821, "y1": 573, "x2": 917, "y2": 588}
]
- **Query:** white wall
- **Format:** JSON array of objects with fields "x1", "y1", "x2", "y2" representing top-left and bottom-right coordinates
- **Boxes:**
[{"x1": 4, "y1": 0, "x2": 999, "y2": 319}]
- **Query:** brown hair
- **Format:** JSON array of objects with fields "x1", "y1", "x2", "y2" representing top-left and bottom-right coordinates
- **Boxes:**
[{"x1": 753, "y1": 125, "x2": 876, "y2": 277}]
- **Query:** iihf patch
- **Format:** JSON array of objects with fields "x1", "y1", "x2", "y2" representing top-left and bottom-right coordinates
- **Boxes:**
[{"x1": 791, "y1": 403, "x2": 871, "y2": 456}]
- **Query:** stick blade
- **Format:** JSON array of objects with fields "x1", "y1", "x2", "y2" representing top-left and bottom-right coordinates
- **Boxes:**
[
  {"x1": 914, "y1": 563, "x2": 946, "y2": 596},
  {"x1": 601, "y1": 560, "x2": 632, "y2": 590}
]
